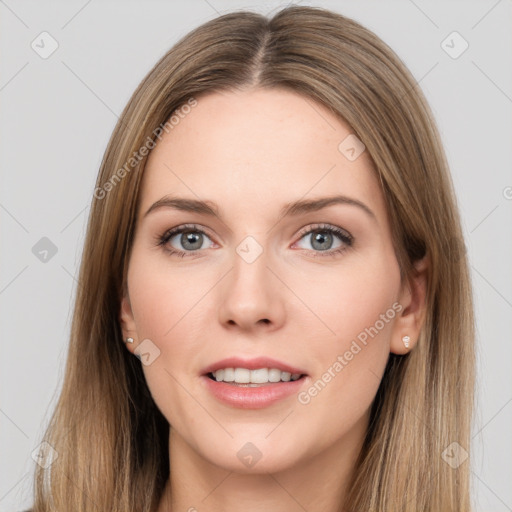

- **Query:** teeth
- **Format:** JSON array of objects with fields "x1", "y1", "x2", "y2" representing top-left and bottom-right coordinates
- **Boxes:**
[
  {"x1": 268, "y1": 368, "x2": 281, "y2": 382},
  {"x1": 211, "y1": 367, "x2": 303, "y2": 384},
  {"x1": 251, "y1": 368, "x2": 269, "y2": 383},
  {"x1": 223, "y1": 368, "x2": 235, "y2": 382},
  {"x1": 234, "y1": 368, "x2": 250, "y2": 383}
]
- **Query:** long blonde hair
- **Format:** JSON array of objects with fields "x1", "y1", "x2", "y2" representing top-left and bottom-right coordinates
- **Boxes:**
[{"x1": 30, "y1": 6, "x2": 475, "y2": 511}]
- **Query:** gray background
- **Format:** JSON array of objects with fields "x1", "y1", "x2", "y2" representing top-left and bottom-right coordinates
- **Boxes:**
[{"x1": 1, "y1": 1, "x2": 511, "y2": 510}]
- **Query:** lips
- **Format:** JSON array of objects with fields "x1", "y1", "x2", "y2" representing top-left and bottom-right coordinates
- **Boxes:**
[{"x1": 199, "y1": 356, "x2": 309, "y2": 408}]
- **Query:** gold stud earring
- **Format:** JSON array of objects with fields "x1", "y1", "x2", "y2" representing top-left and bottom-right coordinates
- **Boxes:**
[{"x1": 402, "y1": 335, "x2": 410, "y2": 348}]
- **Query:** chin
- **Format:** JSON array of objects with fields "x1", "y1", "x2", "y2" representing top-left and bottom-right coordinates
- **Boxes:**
[{"x1": 190, "y1": 429, "x2": 308, "y2": 474}]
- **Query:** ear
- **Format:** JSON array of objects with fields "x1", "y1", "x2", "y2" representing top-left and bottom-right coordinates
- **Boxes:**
[
  {"x1": 120, "y1": 289, "x2": 138, "y2": 353},
  {"x1": 390, "y1": 255, "x2": 429, "y2": 355}
]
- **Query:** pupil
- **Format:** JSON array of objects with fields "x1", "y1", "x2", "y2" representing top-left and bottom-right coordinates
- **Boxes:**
[
  {"x1": 181, "y1": 232, "x2": 202, "y2": 250},
  {"x1": 311, "y1": 231, "x2": 332, "y2": 251}
]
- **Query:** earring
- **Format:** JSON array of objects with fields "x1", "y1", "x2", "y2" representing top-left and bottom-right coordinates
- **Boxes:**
[
  {"x1": 402, "y1": 335, "x2": 410, "y2": 349},
  {"x1": 125, "y1": 337, "x2": 134, "y2": 344}
]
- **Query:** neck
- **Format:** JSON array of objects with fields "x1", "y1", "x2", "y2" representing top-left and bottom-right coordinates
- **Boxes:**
[{"x1": 157, "y1": 412, "x2": 368, "y2": 512}]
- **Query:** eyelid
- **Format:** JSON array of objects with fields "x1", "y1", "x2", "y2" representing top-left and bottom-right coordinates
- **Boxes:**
[
  {"x1": 162, "y1": 223, "x2": 216, "y2": 241},
  {"x1": 294, "y1": 222, "x2": 353, "y2": 242}
]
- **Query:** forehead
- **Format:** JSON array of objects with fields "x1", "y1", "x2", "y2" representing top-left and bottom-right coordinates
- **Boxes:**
[{"x1": 139, "y1": 88, "x2": 385, "y2": 222}]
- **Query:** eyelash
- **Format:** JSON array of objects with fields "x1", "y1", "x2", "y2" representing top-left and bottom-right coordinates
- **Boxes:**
[{"x1": 156, "y1": 223, "x2": 353, "y2": 259}]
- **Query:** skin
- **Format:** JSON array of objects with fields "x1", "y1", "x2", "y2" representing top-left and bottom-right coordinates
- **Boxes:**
[{"x1": 120, "y1": 88, "x2": 428, "y2": 512}]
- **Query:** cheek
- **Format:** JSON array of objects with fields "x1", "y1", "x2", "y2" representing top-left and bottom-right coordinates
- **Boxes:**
[
  {"x1": 288, "y1": 251, "x2": 401, "y2": 349},
  {"x1": 290, "y1": 253, "x2": 400, "y2": 415},
  {"x1": 126, "y1": 256, "x2": 207, "y2": 433},
  {"x1": 127, "y1": 249, "x2": 212, "y2": 345},
  {"x1": 126, "y1": 252, "x2": 219, "y2": 408}
]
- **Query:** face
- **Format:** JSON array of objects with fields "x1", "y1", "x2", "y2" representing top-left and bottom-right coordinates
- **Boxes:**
[{"x1": 120, "y1": 88, "x2": 421, "y2": 474}]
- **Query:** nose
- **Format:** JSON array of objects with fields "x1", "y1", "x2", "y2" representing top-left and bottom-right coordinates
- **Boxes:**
[{"x1": 218, "y1": 243, "x2": 286, "y2": 333}]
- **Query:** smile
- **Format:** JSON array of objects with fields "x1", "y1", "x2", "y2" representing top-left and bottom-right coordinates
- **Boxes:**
[{"x1": 208, "y1": 367, "x2": 303, "y2": 384}]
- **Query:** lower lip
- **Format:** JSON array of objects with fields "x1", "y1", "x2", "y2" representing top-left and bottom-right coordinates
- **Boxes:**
[{"x1": 201, "y1": 375, "x2": 307, "y2": 409}]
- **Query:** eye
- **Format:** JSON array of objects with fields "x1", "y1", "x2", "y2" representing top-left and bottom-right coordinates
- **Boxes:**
[
  {"x1": 293, "y1": 224, "x2": 353, "y2": 256},
  {"x1": 157, "y1": 223, "x2": 353, "y2": 258},
  {"x1": 158, "y1": 224, "x2": 215, "y2": 257}
]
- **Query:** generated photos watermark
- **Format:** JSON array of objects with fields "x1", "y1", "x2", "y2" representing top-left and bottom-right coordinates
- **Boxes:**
[
  {"x1": 297, "y1": 301, "x2": 403, "y2": 405},
  {"x1": 94, "y1": 97, "x2": 197, "y2": 200}
]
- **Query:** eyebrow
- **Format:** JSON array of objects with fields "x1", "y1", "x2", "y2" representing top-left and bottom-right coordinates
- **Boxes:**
[{"x1": 143, "y1": 194, "x2": 376, "y2": 221}]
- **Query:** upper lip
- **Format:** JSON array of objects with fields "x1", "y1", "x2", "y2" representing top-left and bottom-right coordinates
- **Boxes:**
[{"x1": 201, "y1": 357, "x2": 308, "y2": 376}]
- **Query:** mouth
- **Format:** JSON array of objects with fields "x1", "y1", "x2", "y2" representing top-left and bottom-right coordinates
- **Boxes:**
[
  {"x1": 205, "y1": 368, "x2": 307, "y2": 387},
  {"x1": 200, "y1": 357, "x2": 309, "y2": 409}
]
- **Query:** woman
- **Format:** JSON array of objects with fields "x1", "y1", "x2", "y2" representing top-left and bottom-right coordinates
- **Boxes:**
[{"x1": 28, "y1": 5, "x2": 475, "y2": 511}]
